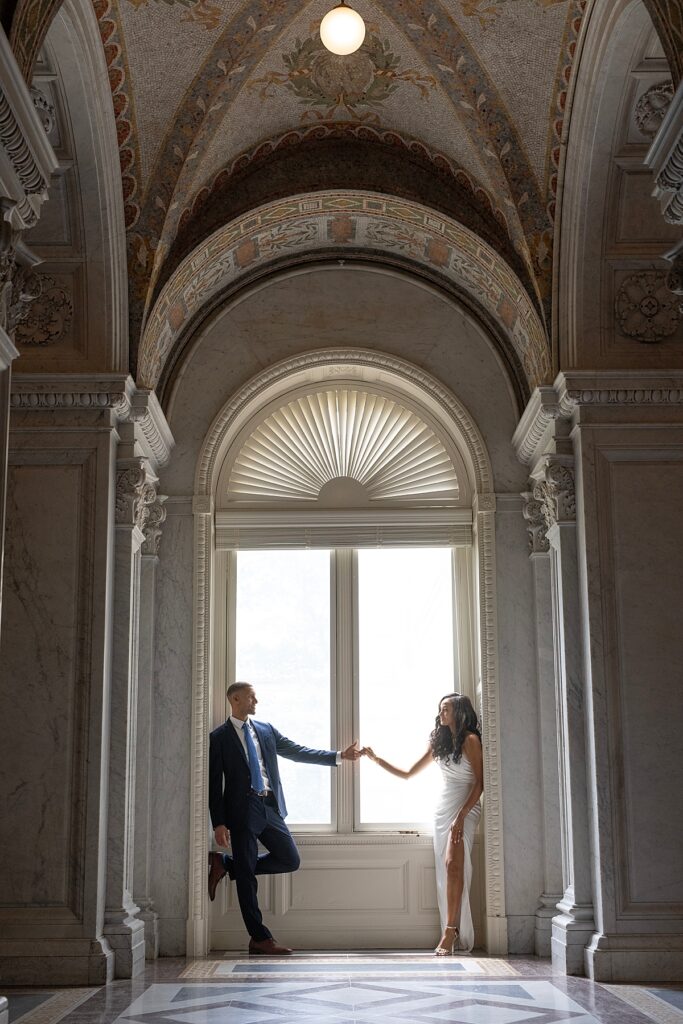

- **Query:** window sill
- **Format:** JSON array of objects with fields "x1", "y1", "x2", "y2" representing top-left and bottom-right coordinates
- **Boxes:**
[{"x1": 291, "y1": 831, "x2": 434, "y2": 846}]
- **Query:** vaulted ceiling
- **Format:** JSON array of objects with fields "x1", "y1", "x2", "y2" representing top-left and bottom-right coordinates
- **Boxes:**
[{"x1": 6, "y1": 0, "x2": 680, "y2": 376}]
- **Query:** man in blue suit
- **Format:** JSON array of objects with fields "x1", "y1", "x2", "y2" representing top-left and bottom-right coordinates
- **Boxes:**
[{"x1": 208, "y1": 680, "x2": 361, "y2": 954}]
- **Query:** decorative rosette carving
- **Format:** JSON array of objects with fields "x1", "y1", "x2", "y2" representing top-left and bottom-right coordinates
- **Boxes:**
[
  {"x1": 13, "y1": 273, "x2": 72, "y2": 346},
  {"x1": 615, "y1": 271, "x2": 680, "y2": 343},
  {"x1": 634, "y1": 80, "x2": 673, "y2": 139}
]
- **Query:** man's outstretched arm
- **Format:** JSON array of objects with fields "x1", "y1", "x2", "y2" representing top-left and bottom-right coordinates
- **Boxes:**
[{"x1": 273, "y1": 729, "x2": 361, "y2": 764}]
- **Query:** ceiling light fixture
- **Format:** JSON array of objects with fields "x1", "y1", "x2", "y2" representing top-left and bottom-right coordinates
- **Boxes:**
[{"x1": 320, "y1": 2, "x2": 366, "y2": 55}]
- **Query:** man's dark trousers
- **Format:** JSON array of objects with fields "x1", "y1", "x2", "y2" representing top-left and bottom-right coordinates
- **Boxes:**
[{"x1": 227, "y1": 793, "x2": 300, "y2": 941}]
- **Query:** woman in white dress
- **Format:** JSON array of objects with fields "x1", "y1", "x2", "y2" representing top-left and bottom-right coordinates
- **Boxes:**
[{"x1": 362, "y1": 694, "x2": 483, "y2": 955}]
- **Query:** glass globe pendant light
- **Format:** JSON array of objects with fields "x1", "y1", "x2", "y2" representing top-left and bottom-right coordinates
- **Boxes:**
[{"x1": 320, "y1": 1, "x2": 366, "y2": 55}]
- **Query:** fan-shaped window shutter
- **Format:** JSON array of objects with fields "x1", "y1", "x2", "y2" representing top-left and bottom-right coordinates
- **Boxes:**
[{"x1": 226, "y1": 390, "x2": 459, "y2": 506}]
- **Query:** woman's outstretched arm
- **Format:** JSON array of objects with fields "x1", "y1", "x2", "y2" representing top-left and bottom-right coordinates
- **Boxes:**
[{"x1": 362, "y1": 746, "x2": 432, "y2": 779}]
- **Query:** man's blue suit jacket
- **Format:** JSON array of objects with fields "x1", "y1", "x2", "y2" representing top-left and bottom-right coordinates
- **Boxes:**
[{"x1": 209, "y1": 718, "x2": 337, "y2": 829}]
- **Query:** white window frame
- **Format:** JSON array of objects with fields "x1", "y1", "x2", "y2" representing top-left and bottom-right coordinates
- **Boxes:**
[{"x1": 217, "y1": 534, "x2": 477, "y2": 836}]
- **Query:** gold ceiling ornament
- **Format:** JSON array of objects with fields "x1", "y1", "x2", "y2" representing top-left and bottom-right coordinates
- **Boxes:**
[{"x1": 226, "y1": 389, "x2": 460, "y2": 505}]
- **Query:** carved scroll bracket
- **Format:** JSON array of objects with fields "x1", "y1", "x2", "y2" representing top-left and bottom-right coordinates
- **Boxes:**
[
  {"x1": 116, "y1": 459, "x2": 159, "y2": 534},
  {"x1": 522, "y1": 490, "x2": 550, "y2": 554},
  {"x1": 141, "y1": 494, "x2": 168, "y2": 556},
  {"x1": 532, "y1": 459, "x2": 576, "y2": 532}
]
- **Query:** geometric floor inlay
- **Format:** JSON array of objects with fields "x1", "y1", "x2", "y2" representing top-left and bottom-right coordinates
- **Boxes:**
[
  {"x1": 180, "y1": 955, "x2": 518, "y2": 979},
  {"x1": 606, "y1": 985, "x2": 683, "y2": 1024},
  {"x1": 7, "y1": 991, "x2": 100, "y2": 1024},
  {"x1": 114, "y1": 980, "x2": 608, "y2": 1024}
]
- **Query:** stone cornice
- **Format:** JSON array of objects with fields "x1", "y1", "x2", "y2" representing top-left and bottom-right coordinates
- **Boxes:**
[
  {"x1": 515, "y1": 371, "x2": 683, "y2": 466},
  {"x1": 512, "y1": 385, "x2": 560, "y2": 466},
  {"x1": 0, "y1": 31, "x2": 58, "y2": 231},
  {"x1": 646, "y1": 77, "x2": 683, "y2": 225},
  {"x1": 10, "y1": 373, "x2": 174, "y2": 468},
  {"x1": 557, "y1": 370, "x2": 683, "y2": 412}
]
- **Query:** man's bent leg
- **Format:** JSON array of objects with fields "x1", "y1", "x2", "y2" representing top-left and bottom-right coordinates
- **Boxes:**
[
  {"x1": 230, "y1": 826, "x2": 272, "y2": 941},
  {"x1": 255, "y1": 800, "x2": 301, "y2": 876}
]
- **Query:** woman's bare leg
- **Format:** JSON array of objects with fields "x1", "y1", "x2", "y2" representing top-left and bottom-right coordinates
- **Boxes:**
[{"x1": 436, "y1": 837, "x2": 465, "y2": 952}]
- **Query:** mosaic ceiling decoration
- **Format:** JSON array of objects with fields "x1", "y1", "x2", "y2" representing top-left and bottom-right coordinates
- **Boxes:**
[{"x1": 7, "y1": 0, "x2": 680, "y2": 387}]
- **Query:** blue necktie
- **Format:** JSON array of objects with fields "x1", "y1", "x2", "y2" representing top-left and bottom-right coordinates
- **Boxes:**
[{"x1": 243, "y1": 721, "x2": 265, "y2": 793}]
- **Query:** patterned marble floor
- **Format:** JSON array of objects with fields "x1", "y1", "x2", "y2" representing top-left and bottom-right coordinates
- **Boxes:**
[{"x1": 4, "y1": 955, "x2": 683, "y2": 1024}]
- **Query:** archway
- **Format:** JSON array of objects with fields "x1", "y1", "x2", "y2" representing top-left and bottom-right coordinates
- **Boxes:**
[{"x1": 186, "y1": 347, "x2": 506, "y2": 955}]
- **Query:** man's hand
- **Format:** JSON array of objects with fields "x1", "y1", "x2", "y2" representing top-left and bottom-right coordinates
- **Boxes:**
[
  {"x1": 214, "y1": 825, "x2": 231, "y2": 849},
  {"x1": 341, "y1": 740, "x2": 362, "y2": 761}
]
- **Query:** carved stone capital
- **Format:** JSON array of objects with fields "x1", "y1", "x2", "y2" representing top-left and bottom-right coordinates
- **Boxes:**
[
  {"x1": 116, "y1": 462, "x2": 158, "y2": 532},
  {"x1": 141, "y1": 495, "x2": 168, "y2": 556},
  {"x1": 522, "y1": 490, "x2": 549, "y2": 554},
  {"x1": 0, "y1": 211, "x2": 43, "y2": 338},
  {"x1": 534, "y1": 461, "x2": 576, "y2": 529}
]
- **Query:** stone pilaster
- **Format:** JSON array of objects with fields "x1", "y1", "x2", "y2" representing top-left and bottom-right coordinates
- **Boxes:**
[
  {"x1": 535, "y1": 458, "x2": 595, "y2": 974},
  {"x1": 133, "y1": 495, "x2": 167, "y2": 960},
  {"x1": 522, "y1": 491, "x2": 563, "y2": 957},
  {"x1": 103, "y1": 459, "x2": 157, "y2": 979},
  {"x1": 0, "y1": 375, "x2": 173, "y2": 985}
]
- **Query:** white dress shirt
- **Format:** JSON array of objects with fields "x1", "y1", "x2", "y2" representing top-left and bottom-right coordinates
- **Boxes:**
[
  {"x1": 230, "y1": 717, "x2": 343, "y2": 791},
  {"x1": 230, "y1": 715, "x2": 272, "y2": 791}
]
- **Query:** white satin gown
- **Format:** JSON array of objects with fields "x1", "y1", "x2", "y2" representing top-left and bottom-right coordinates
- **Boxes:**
[{"x1": 433, "y1": 752, "x2": 481, "y2": 952}]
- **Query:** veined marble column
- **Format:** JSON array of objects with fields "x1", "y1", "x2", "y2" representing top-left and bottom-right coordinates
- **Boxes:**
[
  {"x1": 522, "y1": 492, "x2": 563, "y2": 957},
  {"x1": 533, "y1": 458, "x2": 595, "y2": 974},
  {"x1": 103, "y1": 460, "x2": 156, "y2": 978},
  {"x1": 133, "y1": 495, "x2": 167, "y2": 959}
]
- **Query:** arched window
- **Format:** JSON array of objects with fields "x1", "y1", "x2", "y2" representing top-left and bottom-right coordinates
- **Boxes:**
[{"x1": 209, "y1": 362, "x2": 479, "y2": 831}]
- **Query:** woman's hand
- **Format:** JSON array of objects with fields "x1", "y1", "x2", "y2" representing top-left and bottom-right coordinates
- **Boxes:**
[
  {"x1": 361, "y1": 746, "x2": 377, "y2": 761},
  {"x1": 450, "y1": 812, "x2": 465, "y2": 844}
]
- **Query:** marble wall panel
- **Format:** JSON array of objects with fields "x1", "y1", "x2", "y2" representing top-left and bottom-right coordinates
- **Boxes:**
[
  {"x1": 495, "y1": 508, "x2": 545, "y2": 953},
  {"x1": 595, "y1": 451, "x2": 683, "y2": 912},
  {"x1": 149, "y1": 511, "x2": 193, "y2": 955},
  {"x1": 0, "y1": 457, "x2": 94, "y2": 913}
]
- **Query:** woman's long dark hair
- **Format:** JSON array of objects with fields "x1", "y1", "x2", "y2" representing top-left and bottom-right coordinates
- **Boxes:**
[{"x1": 429, "y1": 693, "x2": 482, "y2": 763}]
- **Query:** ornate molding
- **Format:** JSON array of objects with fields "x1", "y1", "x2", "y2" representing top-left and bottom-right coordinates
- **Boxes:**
[
  {"x1": 646, "y1": 78, "x2": 683, "y2": 225},
  {"x1": 10, "y1": 374, "x2": 174, "y2": 469},
  {"x1": 534, "y1": 461, "x2": 576, "y2": 529},
  {"x1": 13, "y1": 272, "x2": 72, "y2": 345},
  {"x1": 30, "y1": 87, "x2": 56, "y2": 135},
  {"x1": 141, "y1": 495, "x2": 168, "y2": 556},
  {"x1": 196, "y1": 349, "x2": 494, "y2": 499},
  {"x1": 557, "y1": 371, "x2": 683, "y2": 410},
  {"x1": 0, "y1": 32, "x2": 57, "y2": 232},
  {"x1": 615, "y1": 271, "x2": 680, "y2": 343},
  {"x1": 635, "y1": 80, "x2": 674, "y2": 139},
  {"x1": 511, "y1": 386, "x2": 561, "y2": 466},
  {"x1": 522, "y1": 490, "x2": 549, "y2": 554},
  {"x1": 116, "y1": 462, "x2": 158, "y2": 532}
]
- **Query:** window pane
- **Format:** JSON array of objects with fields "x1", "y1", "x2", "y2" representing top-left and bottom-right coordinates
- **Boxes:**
[
  {"x1": 358, "y1": 548, "x2": 454, "y2": 825},
  {"x1": 235, "y1": 550, "x2": 332, "y2": 825}
]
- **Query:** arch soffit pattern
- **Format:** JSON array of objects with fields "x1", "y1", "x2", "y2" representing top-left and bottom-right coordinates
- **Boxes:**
[
  {"x1": 195, "y1": 349, "x2": 495, "y2": 502},
  {"x1": 138, "y1": 191, "x2": 550, "y2": 401}
]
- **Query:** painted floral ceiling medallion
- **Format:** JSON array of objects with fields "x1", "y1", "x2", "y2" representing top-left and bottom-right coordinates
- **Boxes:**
[{"x1": 249, "y1": 29, "x2": 436, "y2": 122}]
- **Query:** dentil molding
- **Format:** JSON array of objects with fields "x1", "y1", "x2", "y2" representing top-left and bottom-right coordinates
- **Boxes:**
[
  {"x1": 10, "y1": 373, "x2": 174, "y2": 468},
  {"x1": 515, "y1": 372, "x2": 683, "y2": 466}
]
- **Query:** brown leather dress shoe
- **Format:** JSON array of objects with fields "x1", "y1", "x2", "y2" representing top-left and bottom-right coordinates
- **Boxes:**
[
  {"x1": 248, "y1": 937, "x2": 293, "y2": 956},
  {"x1": 208, "y1": 851, "x2": 226, "y2": 901}
]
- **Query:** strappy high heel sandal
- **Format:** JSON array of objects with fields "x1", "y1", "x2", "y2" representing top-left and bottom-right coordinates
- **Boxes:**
[{"x1": 434, "y1": 924, "x2": 460, "y2": 956}]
